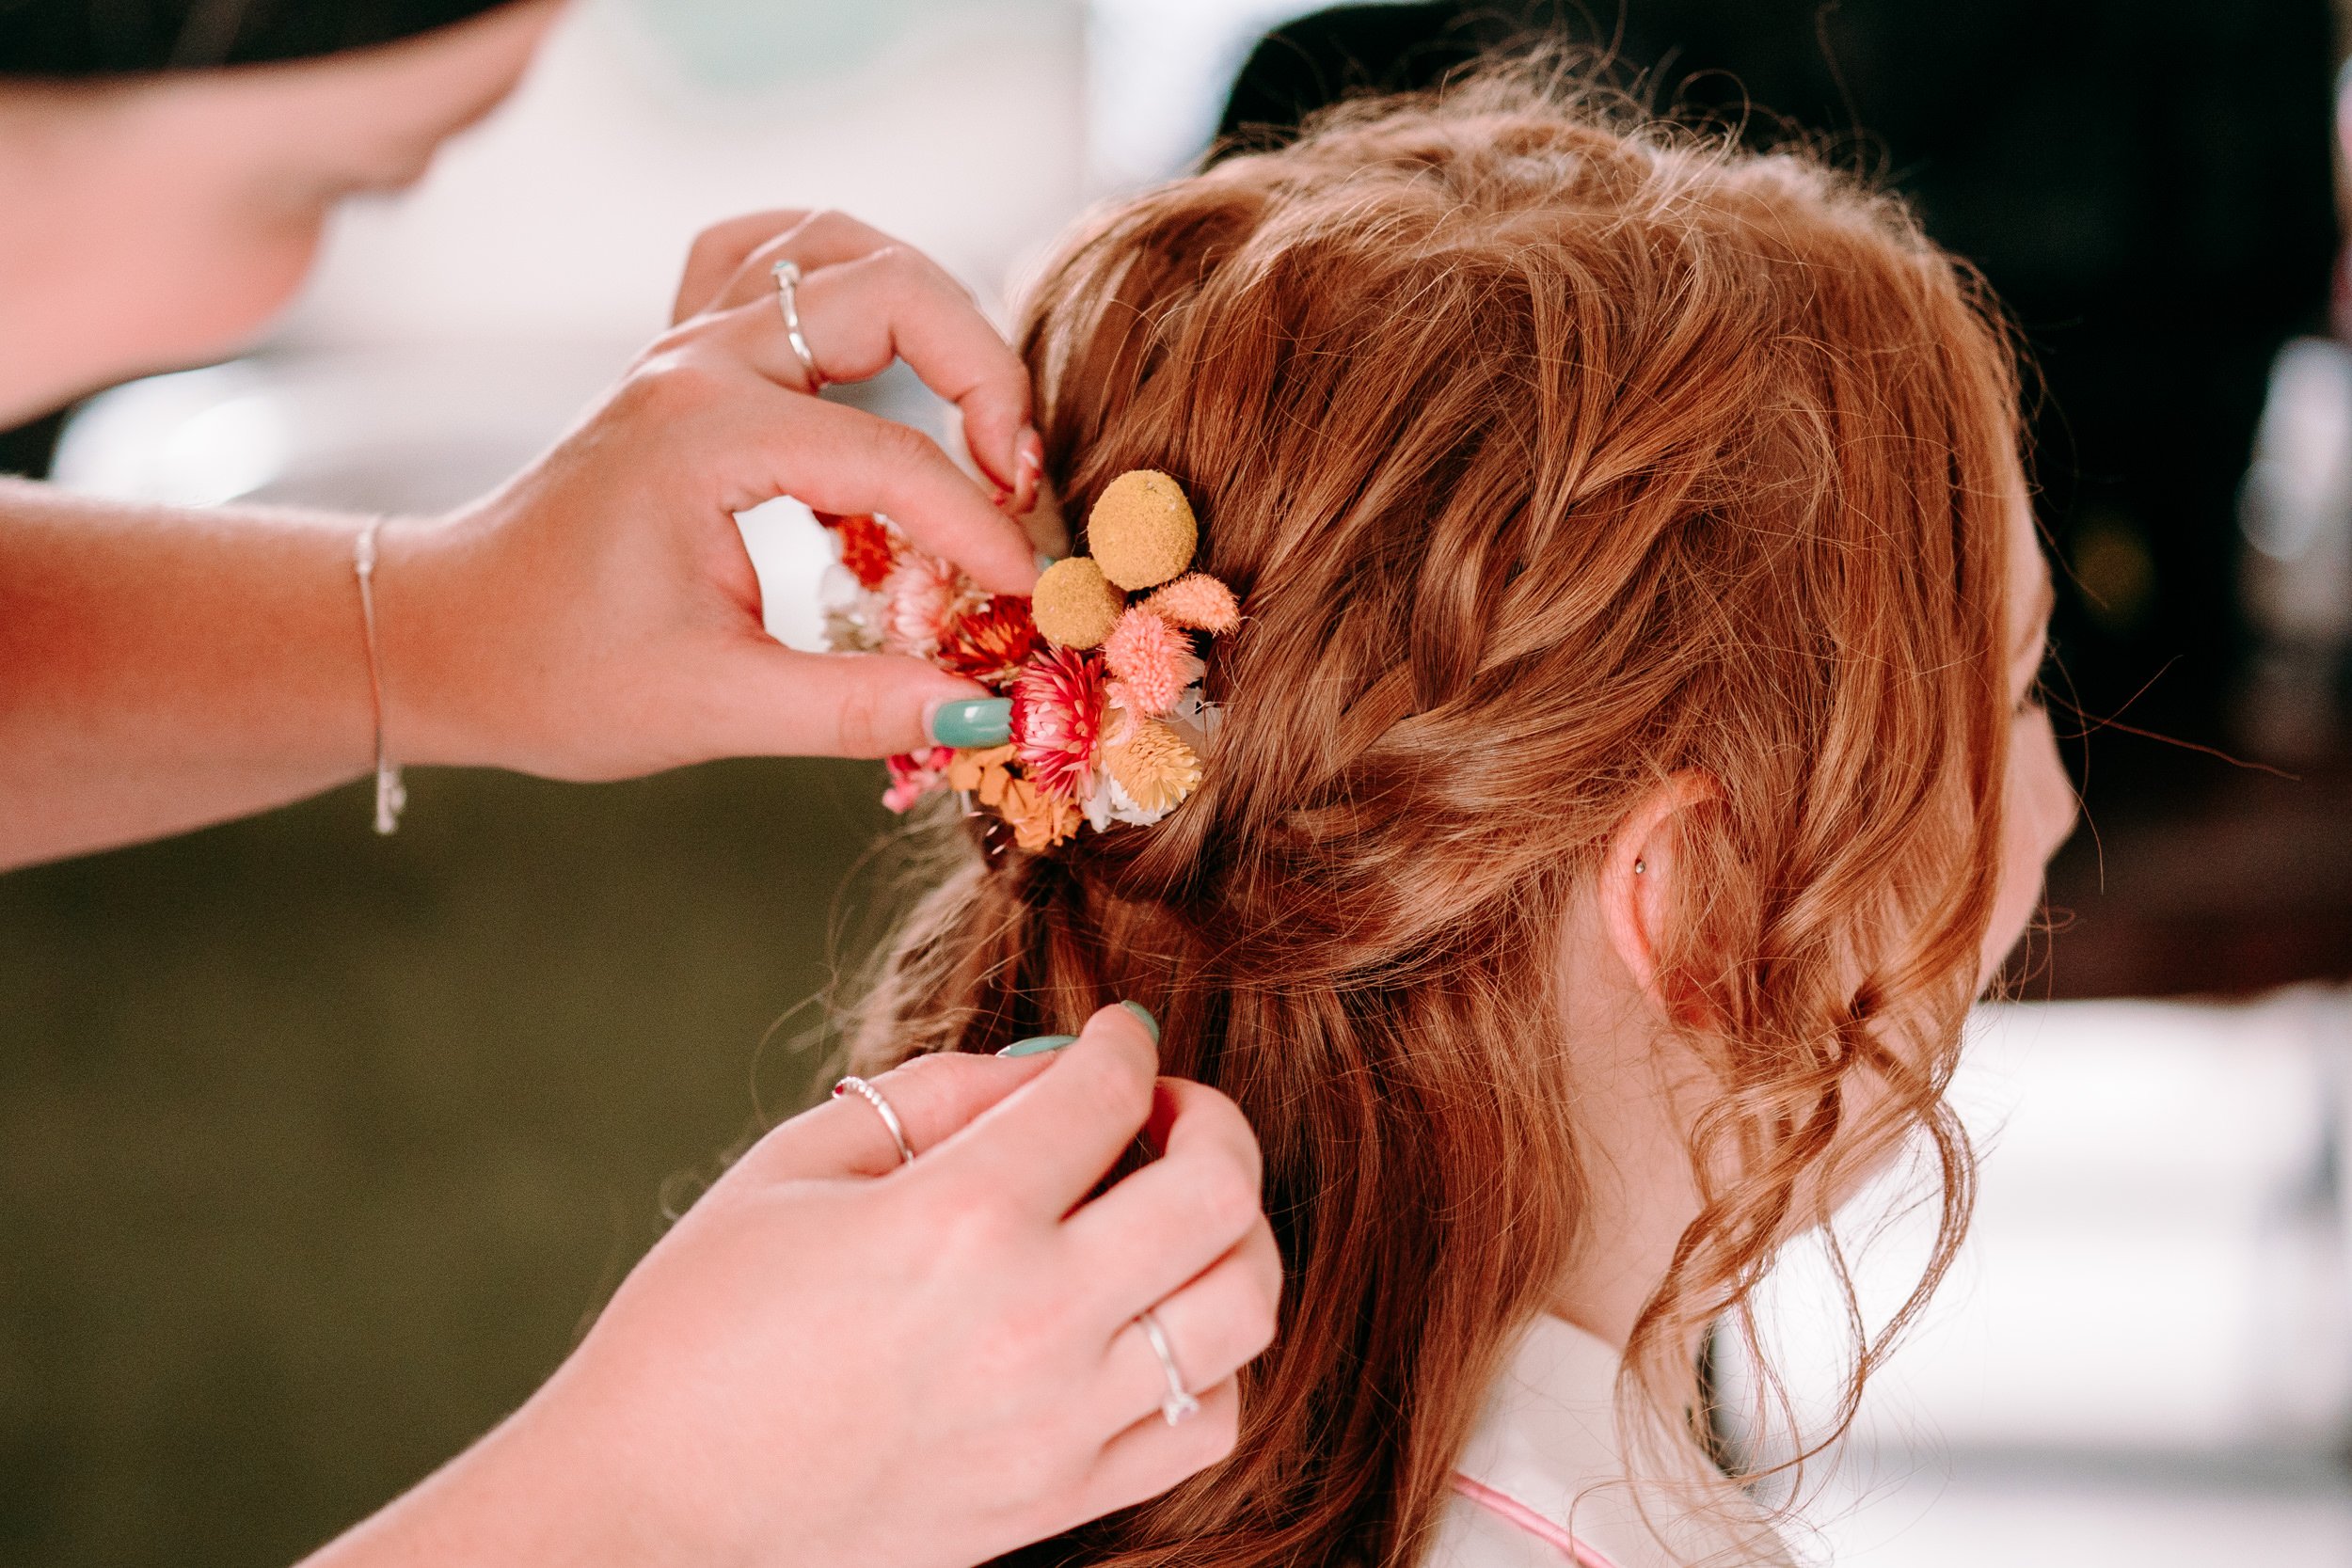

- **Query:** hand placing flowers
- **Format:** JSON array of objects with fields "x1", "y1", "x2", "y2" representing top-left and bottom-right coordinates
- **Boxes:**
[{"x1": 819, "y1": 470, "x2": 1241, "y2": 850}]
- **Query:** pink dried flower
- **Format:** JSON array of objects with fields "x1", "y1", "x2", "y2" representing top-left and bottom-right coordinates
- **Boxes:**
[
  {"x1": 1102, "y1": 606, "x2": 1203, "y2": 717},
  {"x1": 1009, "y1": 646, "x2": 1108, "y2": 798},
  {"x1": 882, "y1": 551, "x2": 962, "y2": 657},
  {"x1": 882, "y1": 746, "x2": 954, "y2": 813},
  {"x1": 1140, "y1": 573, "x2": 1240, "y2": 635}
]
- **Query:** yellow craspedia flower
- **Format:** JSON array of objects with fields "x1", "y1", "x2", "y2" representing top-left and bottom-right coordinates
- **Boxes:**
[
  {"x1": 1031, "y1": 556, "x2": 1124, "y2": 648},
  {"x1": 1088, "y1": 469, "x2": 1197, "y2": 591}
]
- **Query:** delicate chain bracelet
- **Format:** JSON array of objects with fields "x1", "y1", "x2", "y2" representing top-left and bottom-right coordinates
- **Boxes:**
[{"x1": 352, "y1": 517, "x2": 407, "y2": 835}]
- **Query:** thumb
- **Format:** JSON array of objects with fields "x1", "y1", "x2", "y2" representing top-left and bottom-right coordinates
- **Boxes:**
[
  {"x1": 743, "y1": 1052, "x2": 1056, "y2": 1184},
  {"x1": 707, "y1": 641, "x2": 992, "y2": 759}
]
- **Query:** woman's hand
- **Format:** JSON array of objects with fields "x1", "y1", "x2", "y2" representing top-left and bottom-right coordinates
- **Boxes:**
[
  {"x1": 305, "y1": 1004, "x2": 1280, "y2": 1568},
  {"x1": 384, "y1": 210, "x2": 1046, "y2": 779},
  {"x1": 0, "y1": 211, "x2": 1041, "y2": 864}
]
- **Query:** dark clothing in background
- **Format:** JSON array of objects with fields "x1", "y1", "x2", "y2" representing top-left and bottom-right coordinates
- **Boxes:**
[
  {"x1": 1220, "y1": 0, "x2": 2342, "y2": 747},
  {"x1": 0, "y1": 0, "x2": 515, "y2": 74}
]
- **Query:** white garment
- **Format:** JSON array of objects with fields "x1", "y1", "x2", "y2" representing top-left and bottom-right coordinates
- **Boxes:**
[{"x1": 1424, "y1": 1315, "x2": 1792, "y2": 1568}]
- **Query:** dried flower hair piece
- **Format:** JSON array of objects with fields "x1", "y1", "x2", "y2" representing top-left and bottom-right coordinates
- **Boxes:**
[{"x1": 817, "y1": 470, "x2": 1236, "y2": 848}]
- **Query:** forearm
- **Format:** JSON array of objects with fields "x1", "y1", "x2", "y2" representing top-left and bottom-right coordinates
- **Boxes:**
[
  {"x1": 0, "y1": 480, "x2": 389, "y2": 868},
  {"x1": 295, "y1": 1394, "x2": 679, "y2": 1568}
]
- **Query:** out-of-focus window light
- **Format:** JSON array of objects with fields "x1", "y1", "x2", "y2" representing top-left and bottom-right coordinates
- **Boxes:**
[
  {"x1": 1724, "y1": 991, "x2": 2352, "y2": 1566},
  {"x1": 278, "y1": 0, "x2": 1087, "y2": 353},
  {"x1": 2240, "y1": 338, "x2": 2352, "y2": 759},
  {"x1": 1086, "y1": 0, "x2": 1338, "y2": 189}
]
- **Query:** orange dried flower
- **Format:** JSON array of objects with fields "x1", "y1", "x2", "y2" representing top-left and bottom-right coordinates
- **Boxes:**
[{"x1": 996, "y1": 775, "x2": 1083, "y2": 849}]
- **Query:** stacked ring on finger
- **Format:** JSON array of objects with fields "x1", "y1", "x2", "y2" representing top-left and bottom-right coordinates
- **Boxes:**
[
  {"x1": 771, "y1": 258, "x2": 826, "y2": 390},
  {"x1": 1135, "y1": 1308, "x2": 1200, "y2": 1426},
  {"x1": 832, "y1": 1074, "x2": 914, "y2": 1164}
]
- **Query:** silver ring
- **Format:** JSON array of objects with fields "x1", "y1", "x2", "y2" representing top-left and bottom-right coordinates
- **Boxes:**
[
  {"x1": 770, "y1": 258, "x2": 826, "y2": 389},
  {"x1": 832, "y1": 1074, "x2": 914, "y2": 1165},
  {"x1": 1135, "y1": 1308, "x2": 1200, "y2": 1426}
]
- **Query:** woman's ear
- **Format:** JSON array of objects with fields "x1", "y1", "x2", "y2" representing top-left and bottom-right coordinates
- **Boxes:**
[{"x1": 1599, "y1": 770, "x2": 1725, "y2": 1025}]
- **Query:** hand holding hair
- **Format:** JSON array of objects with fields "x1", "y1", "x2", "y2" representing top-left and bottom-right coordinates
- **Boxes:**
[{"x1": 298, "y1": 1002, "x2": 1281, "y2": 1568}]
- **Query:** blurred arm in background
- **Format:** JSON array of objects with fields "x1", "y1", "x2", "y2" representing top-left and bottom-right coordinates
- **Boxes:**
[{"x1": 0, "y1": 2, "x2": 560, "y2": 430}]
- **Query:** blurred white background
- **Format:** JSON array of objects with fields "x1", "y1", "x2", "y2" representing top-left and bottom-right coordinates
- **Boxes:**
[{"x1": 44, "y1": 2, "x2": 2352, "y2": 1561}]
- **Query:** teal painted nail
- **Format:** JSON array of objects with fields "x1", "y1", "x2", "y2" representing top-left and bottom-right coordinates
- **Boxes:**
[
  {"x1": 1118, "y1": 1000, "x2": 1161, "y2": 1045},
  {"x1": 999, "y1": 1033, "x2": 1079, "y2": 1058},
  {"x1": 930, "y1": 697, "x2": 1011, "y2": 749},
  {"x1": 1034, "y1": 550, "x2": 1059, "y2": 574}
]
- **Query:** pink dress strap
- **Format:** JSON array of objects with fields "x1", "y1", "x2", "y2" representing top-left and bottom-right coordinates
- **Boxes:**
[{"x1": 1450, "y1": 1473, "x2": 1627, "y2": 1568}]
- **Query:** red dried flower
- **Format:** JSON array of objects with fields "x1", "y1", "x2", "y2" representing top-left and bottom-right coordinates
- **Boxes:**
[
  {"x1": 828, "y1": 513, "x2": 898, "y2": 591},
  {"x1": 1009, "y1": 646, "x2": 1108, "y2": 799},
  {"x1": 935, "y1": 597, "x2": 1041, "y2": 685}
]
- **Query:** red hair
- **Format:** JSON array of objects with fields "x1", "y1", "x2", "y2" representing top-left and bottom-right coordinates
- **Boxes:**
[{"x1": 851, "y1": 71, "x2": 2022, "y2": 1568}]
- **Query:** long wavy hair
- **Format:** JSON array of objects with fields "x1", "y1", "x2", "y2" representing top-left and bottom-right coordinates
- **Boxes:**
[{"x1": 848, "y1": 71, "x2": 2022, "y2": 1568}]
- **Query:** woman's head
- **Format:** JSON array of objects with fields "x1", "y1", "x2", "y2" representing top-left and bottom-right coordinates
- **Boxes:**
[
  {"x1": 0, "y1": 0, "x2": 558, "y2": 424},
  {"x1": 858, "y1": 71, "x2": 2067, "y2": 1566}
]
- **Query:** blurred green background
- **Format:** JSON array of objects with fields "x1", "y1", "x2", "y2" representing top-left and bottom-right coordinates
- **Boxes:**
[{"x1": 0, "y1": 759, "x2": 902, "y2": 1567}]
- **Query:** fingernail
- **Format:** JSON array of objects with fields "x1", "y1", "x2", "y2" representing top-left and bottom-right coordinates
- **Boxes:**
[
  {"x1": 927, "y1": 696, "x2": 1011, "y2": 748},
  {"x1": 998, "y1": 1033, "x2": 1079, "y2": 1057},
  {"x1": 1117, "y1": 1000, "x2": 1161, "y2": 1045},
  {"x1": 1034, "y1": 549, "x2": 1059, "y2": 574},
  {"x1": 1016, "y1": 428, "x2": 1043, "y2": 481}
]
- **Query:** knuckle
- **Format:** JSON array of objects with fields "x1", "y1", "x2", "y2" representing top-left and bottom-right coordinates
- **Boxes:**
[
  {"x1": 929, "y1": 1180, "x2": 1017, "y2": 1254},
  {"x1": 1243, "y1": 1287, "x2": 1280, "y2": 1356},
  {"x1": 831, "y1": 672, "x2": 888, "y2": 757},
  {"x1": 1073, "y1": 1049, "x2": 1154, "y2": 1130},
  {"x1": 866, "y1": 415, "x2": 932, "y2": 470},
  {"x1": 1187, "y1": 1158, "x2": 1260, "y2": 1241},
  {"x1": 794, "y1": 208, "x2": 859, "y2": 252},
  {"x1": 625, "y1": 354, "x2": 721, "y2": 417}
]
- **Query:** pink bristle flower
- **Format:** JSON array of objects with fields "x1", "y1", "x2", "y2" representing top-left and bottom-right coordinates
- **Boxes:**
[
  {"x1": 1009, "y1": 646, "x2": 1108, "y2": 798},
  {"x1": 882, "y1": 550, "x2": 963, "y2": 657},
  {"x1": 1102, "y1": 605, "x2": 1203, "y2": 717},
  {"x1": 882, "y1": 746, "x2": 954, "y2": 813},
  {"x1": 1139, "y1": 573, "x2": 1240, "y2": 635}
]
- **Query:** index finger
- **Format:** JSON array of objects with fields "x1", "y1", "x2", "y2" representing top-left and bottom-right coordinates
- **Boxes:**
[
  {"x1": 736, "y1": 1050, "x2": 1056, "y2": 1185},
  {"x1": 712, "y1": 380, "x2": 1038, "y2": 594},
  {"x1": 918, "y1": 1003, "x2": 1162, "y2": 1217}
]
